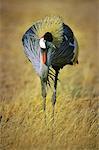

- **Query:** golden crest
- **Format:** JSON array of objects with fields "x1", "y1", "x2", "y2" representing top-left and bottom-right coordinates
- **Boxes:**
[{"x1": 32, "y1": 16, "x2": 63, "y2": 47}]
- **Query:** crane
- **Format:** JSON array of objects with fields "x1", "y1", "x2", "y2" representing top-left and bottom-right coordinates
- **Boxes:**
[{"x1": 22, "y1": 16, "x2": 79, "y2": 113}]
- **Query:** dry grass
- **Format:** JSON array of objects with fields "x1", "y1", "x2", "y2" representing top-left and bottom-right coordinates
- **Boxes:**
[{"x1": 0, "y1": 0, "x2": 99, "y2": 149}]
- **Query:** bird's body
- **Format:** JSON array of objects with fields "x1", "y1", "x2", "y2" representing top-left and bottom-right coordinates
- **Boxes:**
[{"x1": 22, "y1": 16, "x2": 79, "y2": 110}]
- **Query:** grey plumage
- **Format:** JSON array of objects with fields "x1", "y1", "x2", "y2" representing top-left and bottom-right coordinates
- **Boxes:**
[{"x1": 22, "y1": 16, "x2": 79, "y2": 112}]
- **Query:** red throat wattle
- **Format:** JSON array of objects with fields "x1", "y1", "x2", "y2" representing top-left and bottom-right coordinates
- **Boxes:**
[{"x1": 42, "y1": 52, "x2": 47, "y2": 64}]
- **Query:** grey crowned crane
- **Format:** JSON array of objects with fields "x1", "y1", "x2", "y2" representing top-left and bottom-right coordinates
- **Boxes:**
[{"x1": 22, "y1": 16, "x2": 79, "y2": 112}]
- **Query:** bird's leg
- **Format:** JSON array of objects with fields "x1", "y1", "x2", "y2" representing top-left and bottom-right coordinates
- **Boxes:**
[
  {"x1": 51, "y1": 70, "x2": 59, "y2": 107},
  {"x1": 41, "y1": 80, "x2": 47, "y2": 111},
  {"x1": 41, "y1": 80, "x2": 47, "y2": 124},
  {"x1": 52, "y1": 70, "x2": 58, "y2": 121},
  {"x1": 51, "y1": 70, "x2": 59, "y2": 140}
]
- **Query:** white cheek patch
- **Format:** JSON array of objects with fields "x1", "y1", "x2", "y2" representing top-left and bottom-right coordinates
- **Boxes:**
[{"x1": 39, "y1": 38, "x2": 46, "y2": 49}]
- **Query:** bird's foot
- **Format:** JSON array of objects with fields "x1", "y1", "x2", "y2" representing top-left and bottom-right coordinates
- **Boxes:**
[
  {"x1": 43, "y1": 97, "x2": 46, "y2": 111},
  {"x1": 51, "y1": 92, "x2": 56, "y2": 106},
  {"x1": 43, "y1": 97, "x2": 47, "y2": 125}
]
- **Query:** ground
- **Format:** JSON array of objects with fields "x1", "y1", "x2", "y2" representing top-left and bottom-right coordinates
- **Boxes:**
[{"x1": 0, "y1": 0, "x2": 99, "y2": 150}]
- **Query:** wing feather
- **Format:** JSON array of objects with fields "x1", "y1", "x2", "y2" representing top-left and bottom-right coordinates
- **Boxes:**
[
  {"x1": 22, "y1": 27, "x2": 40, "y2": 75},
  {"x1": 51, "y1": 23, "x2": 78, "y2": 69}
]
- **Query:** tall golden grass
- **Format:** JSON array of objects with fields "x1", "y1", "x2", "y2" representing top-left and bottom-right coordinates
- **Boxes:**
[{"x1": 0, "y1": 0, "x2": 99, "y2": 149}]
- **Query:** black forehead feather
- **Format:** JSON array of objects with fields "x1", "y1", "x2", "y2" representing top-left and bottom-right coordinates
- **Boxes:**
[{"x1": 44, "y1": 32, "x2": 53, "y2": 42}]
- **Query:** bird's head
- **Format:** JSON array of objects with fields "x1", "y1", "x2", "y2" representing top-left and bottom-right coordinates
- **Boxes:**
[{"x1": 39, "y1": 32, "x2": 56, "y2": 65}]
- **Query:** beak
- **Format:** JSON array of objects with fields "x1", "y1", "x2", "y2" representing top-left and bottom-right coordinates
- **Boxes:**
[
  {"x1": 41, "y1": 51, "x2": 47, "y2": 64},
  {"x1": 47, "y1": 42, "x2": 56, "y2": 50},
  {"x1": 52, "y1": 44, "x2": 56, "y2": 49}
]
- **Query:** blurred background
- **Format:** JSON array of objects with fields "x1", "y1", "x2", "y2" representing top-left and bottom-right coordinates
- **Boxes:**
[{"x1": 0, "y1": 0, "x2": 99, "y2": 150}]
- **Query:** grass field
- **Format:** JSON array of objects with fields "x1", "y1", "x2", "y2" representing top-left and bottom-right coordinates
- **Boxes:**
[{"x1": 0, "y1": 0, "x2": 99, "y2": 149}]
